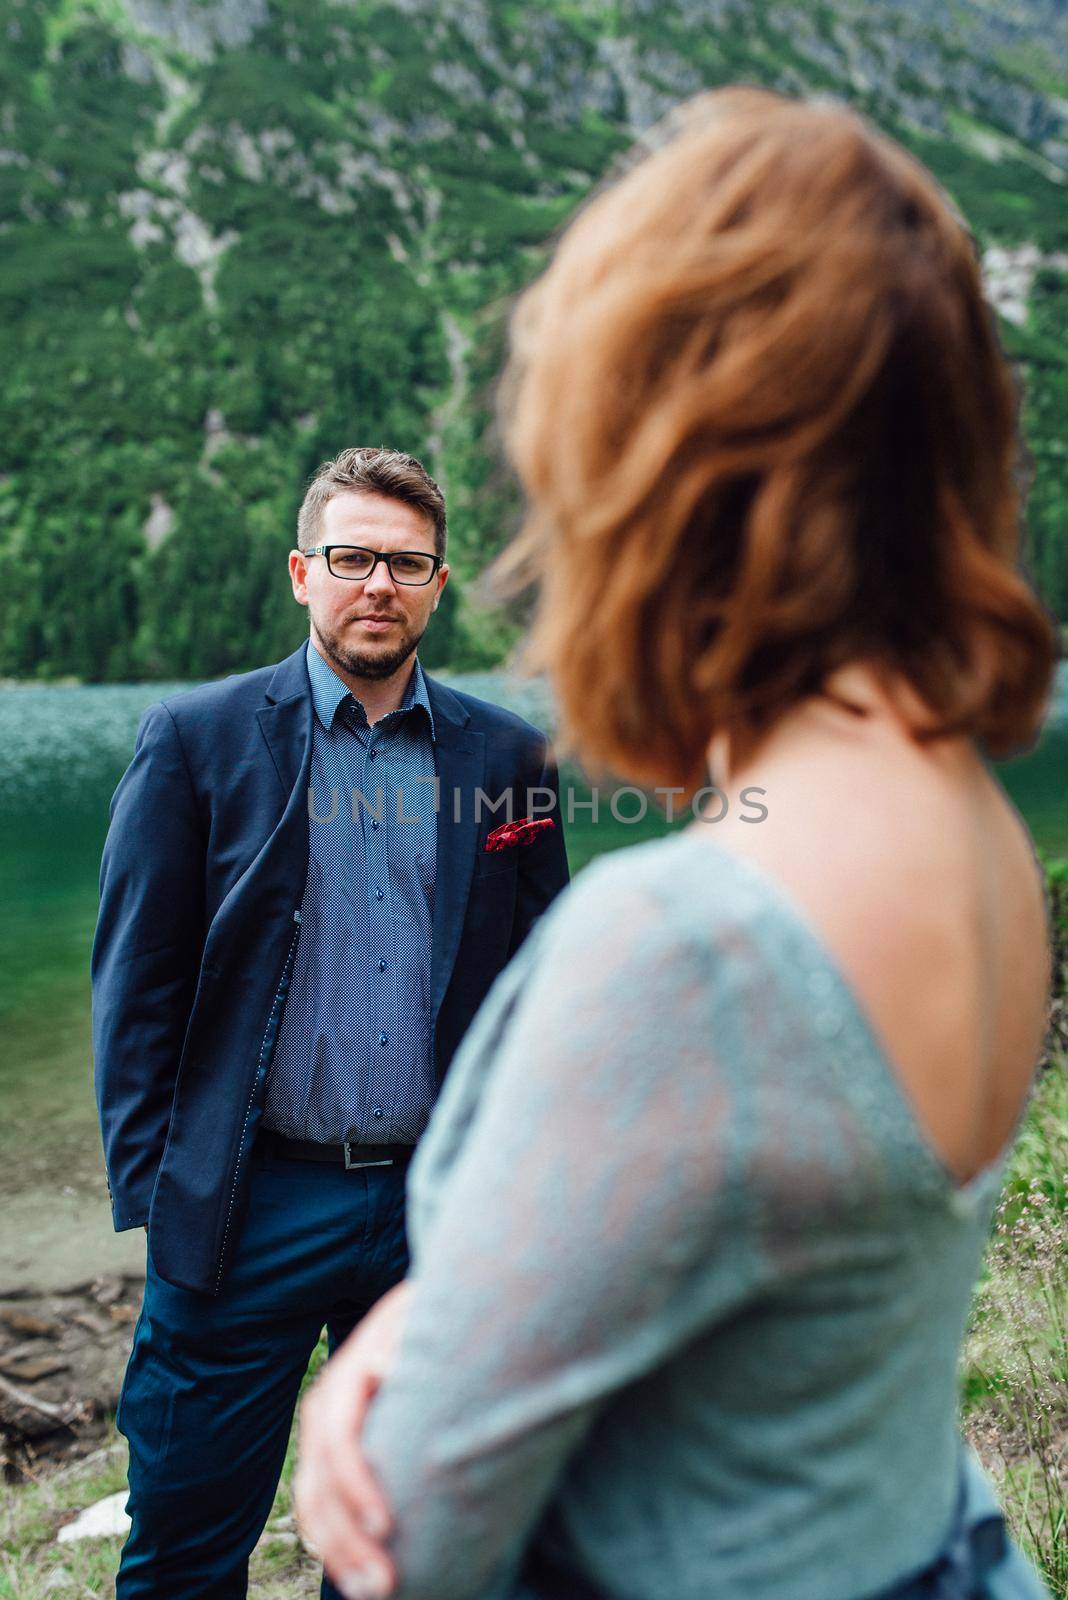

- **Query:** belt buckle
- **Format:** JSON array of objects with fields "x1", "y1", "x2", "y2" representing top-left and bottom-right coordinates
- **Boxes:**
[{"x1": 343, "y1": 1143, "x2": 393, "y2": 1170}]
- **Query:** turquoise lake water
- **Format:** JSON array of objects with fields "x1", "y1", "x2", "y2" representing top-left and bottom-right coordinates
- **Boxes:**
[{"x1": 0, "y1": 666, "x2": 1063, "y2": 1190}]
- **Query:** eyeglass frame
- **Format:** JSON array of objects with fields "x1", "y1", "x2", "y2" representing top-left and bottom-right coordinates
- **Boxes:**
[{"x1": 302, "y1": 544, "x2": 445, "y2": 586}]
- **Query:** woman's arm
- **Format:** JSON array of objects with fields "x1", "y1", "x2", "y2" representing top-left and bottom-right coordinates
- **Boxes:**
[{"x1": 353, "y1": 862, "x2": 763, "y2": 1600}]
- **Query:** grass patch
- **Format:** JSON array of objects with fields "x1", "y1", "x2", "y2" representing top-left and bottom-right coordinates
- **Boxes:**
[
  {"x1": 963, "y1": 1052, "x2": 1068, "y2": 1597},
  {"x1": 0, "y1": 1434, "x2": 130, "y2": 1598}
]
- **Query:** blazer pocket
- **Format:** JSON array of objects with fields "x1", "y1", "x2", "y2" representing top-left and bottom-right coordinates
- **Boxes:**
[{"x1": 474, "y1": 848, "x2": 520, "y2": 879}]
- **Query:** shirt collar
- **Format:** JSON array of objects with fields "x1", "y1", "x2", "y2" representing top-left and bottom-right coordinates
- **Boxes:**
[{"x1": 306, "y1": 639, "x2": 436, "y2": 742}]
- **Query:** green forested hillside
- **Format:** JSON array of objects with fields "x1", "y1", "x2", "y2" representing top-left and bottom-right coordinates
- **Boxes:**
[{"x1": 1, "y1": 0, "x2": 1066, "y2": 681}]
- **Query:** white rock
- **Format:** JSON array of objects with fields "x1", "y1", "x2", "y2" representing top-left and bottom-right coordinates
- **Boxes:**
[
  {"x1": 144, "y1": 494, "x2": 176, "y2": 551},
  {"x1": 57, "y1": 1491, "x2": 132, "y2": 1544}
]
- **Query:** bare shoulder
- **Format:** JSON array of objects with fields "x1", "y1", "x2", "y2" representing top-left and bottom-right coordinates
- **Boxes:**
[
  {"x1": 705, "y1": 668, "x2": 1048, "y2": 963},
  {"x1": 698, "y1": 706, "x2": 1050, "y2": 1180}
]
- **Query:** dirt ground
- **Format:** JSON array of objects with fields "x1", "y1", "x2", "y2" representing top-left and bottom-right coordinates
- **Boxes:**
[
  {"x1": 0, "y1": 1187, "x2": 144, "y2": 1480},
  {"x1": 0, "y1": 1276, "x2": 141, "y2": 1480}
]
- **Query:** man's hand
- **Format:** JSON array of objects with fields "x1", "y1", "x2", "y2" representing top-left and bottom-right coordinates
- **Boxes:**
[{"x1": 295, "y1": 1279, "x2": 413, "y2": 1600}]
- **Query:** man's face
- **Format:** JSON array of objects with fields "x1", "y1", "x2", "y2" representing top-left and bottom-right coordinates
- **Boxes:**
[{"x1": 289, "y1": 490, "x2": 448, "y2": 683}]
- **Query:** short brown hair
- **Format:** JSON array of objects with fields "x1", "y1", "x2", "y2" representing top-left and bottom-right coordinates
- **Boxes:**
[
  {"x1": 297, "y1": 447, "x2": 447, "y2": 558},
  {"x1": 491, "y1": 87, "x2": 1059, "y2": 792}
]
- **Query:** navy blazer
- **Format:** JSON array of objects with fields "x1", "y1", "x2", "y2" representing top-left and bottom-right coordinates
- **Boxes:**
[{"x1": 91, "y1": 643, "x2": 570, "y2": 1294}]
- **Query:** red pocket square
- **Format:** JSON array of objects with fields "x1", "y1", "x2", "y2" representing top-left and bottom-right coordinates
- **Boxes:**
[{"x1": 484, "y1": 817, "x2": 557, "y2": 852}]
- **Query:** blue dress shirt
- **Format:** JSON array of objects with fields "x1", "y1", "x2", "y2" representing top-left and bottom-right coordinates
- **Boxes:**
[{"x1": 262, "y1": 640, "x2": 438, "y2": 1145}]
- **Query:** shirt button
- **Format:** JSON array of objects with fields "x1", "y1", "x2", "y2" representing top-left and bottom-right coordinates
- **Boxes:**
[
  {"x1": 371, "y1": 1105, "x2": 384, "y2": 1118},
  {"x1": 379, "y1": 1032, "x2": 387, "y2": 1046},
  {"x1": 375, "y1": 888, "x2": 384, "y2": 900},
  {"x1": 369, "y1": 749, "x2": 377, "y2": 761},
  {"x1": 378, "y1": 959, "x2": 386, "y2": 971},
  {"x1": 371, "y1": 819, "x2": 379, "y2": 830}
]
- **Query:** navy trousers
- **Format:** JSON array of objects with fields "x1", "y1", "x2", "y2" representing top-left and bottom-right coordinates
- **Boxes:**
[{"x1": 115, "y1": 1141, "x2": 410, "y2": 1599}]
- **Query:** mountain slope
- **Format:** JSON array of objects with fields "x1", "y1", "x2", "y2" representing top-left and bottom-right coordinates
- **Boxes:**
[{"x1": 1, "y1": 0, "x2": 1065, "y2": 681}]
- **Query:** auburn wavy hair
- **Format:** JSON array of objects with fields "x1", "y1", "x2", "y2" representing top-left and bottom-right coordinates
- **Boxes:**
[{"x1": 489, "y1": 87, "x2": 1059, "y2": 793}]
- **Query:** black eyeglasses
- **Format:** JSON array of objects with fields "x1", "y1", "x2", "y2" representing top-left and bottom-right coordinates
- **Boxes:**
[{"x1": 304, "y1": 545, "x2": 443, "y2": 586}]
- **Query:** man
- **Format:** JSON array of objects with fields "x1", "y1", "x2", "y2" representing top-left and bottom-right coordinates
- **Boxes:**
[{"x1": 92, "y1": 446, "x2": 570, "y2": 1597}]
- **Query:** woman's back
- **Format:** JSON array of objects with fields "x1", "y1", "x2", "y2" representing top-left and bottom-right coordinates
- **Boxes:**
[
  {"x1": 703, "y1": 661, "x2": 1051, "y2": 1187},
  {"x1": 363, "y1": 710, "x2": 1054, "y2": 1597}
]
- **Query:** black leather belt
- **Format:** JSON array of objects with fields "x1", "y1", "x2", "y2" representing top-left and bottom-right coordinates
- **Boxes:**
[{"x1": 257, "y1": 1132, "x2": 414, "y2": 1169}]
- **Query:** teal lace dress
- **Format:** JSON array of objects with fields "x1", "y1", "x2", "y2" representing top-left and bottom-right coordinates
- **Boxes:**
[{"x1": 361, "y1": 832, "x2": 1051, "y2": 1600}]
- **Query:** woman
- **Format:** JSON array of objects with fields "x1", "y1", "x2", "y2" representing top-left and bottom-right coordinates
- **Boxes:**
[{"x1": 295, "y1": 87, "x2": 1058, "y2": 1600}]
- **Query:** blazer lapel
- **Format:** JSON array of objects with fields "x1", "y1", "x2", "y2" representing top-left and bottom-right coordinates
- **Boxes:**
[
  {"x1": 426, "y1": 676, "x2": 484, "y2": 1026},
  {"x1": 256, "y1": 646, "x2": 314, "y2": 804}
]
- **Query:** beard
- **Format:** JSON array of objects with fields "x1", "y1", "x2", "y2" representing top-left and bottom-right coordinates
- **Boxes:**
[{"x1": 313, "y1": 611, "x2": 427, "y2": 682}]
